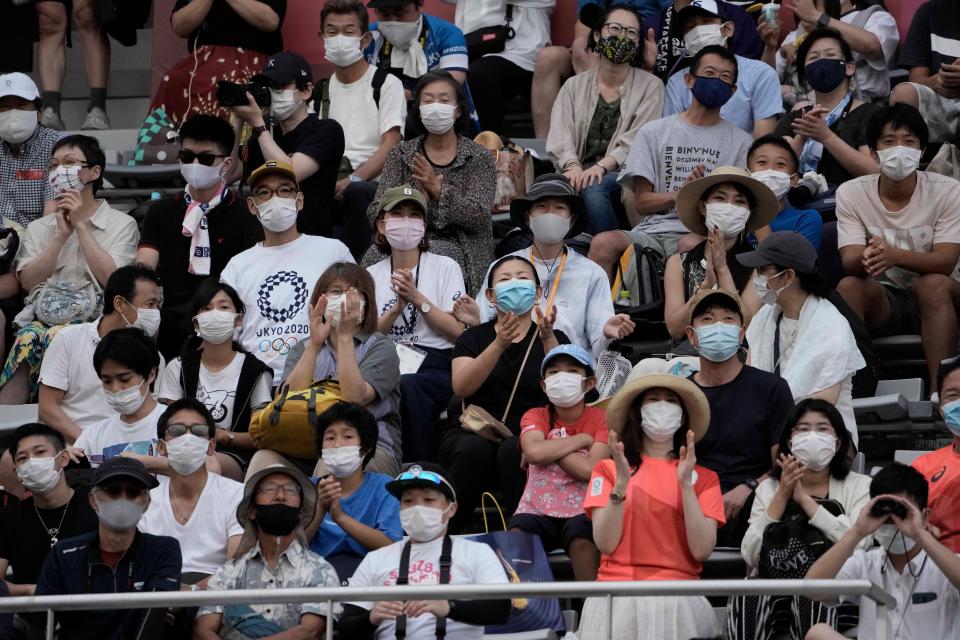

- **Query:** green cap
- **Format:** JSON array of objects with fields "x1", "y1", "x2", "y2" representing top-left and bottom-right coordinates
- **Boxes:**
[{"x1": 378, "y1": 185, "x2": 428, "y2": 216}]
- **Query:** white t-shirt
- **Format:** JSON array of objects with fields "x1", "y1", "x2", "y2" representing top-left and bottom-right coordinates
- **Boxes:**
[
  {"x1": 74, "y1": 403, "x2": 166, "y2": 466},
  {"x1": 453, "y1": 0, "x2": 554, "y2": 72},
  {"x1": 158, "y1": 353, "x2": 273, "y2": 430},
  {"x1": 349, "y1": 535, "x2": 509, "y2": 640},
  {"x1": 38, "y1": 321, "x2": 111, "y2": 428},
  {"x1": 220, "y1": 234, "x2": 354, "y2": 385},
  {"x1": 329, "y1": 65, "x2": 406, "y2": 172},
  {"x1": 138, "y1": 473, "x2": 245, "y2": 575},
  {"x1": 367, "y1": 252, "x2": 466, "y2": 350}
]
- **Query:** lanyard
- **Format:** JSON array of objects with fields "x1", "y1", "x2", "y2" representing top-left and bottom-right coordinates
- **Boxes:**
[
  {"x1": 391, "y1": 253, "x2": 422, "y2": 331},
  {"x1": 530, "y1": 247, "x2": 568, "y2": 319}
]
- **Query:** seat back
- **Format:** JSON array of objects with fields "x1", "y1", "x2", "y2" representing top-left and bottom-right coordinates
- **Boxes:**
[{"x1": 893, "y1": 449, "x2": 927, "y2": 466}]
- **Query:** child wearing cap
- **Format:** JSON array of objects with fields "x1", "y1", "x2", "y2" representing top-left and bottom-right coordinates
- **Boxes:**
[
  {"x1": 366, "y1": 184, "x2": 466, "y2": 462},
  {"x1": 510, "y1": 345, "x2": 610, "y2": 581}
]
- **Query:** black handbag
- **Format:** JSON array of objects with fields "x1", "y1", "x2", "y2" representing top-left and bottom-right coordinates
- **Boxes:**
[
  {"x1": 758, "y1": 498, "x2": 845, "y2": 579},
  {"x1": 465, "y1": 5, "x2": 515, "y2": 63}
]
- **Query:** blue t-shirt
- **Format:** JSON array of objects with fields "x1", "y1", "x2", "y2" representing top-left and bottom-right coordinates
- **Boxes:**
[
  {"x1": 748, "y1": 205, "x2": 823, "y2": 250},
  {"x1": 308, "y1": 472, "x2": 402, "y2": 559},
  {"x1": 663, "y1": 54, "x2": 782, "y2": 134},
  {"x1": 578, "y1": 0, "x2": 671, "y2": 23}
]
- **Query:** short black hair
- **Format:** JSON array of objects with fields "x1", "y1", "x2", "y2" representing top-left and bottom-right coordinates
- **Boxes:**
[
  {"x1": 93, "y1": 327, "x2": 160, "y2": 380},
  {"x1": 938, "y1": 355, "x2": 960, "y2": 394},
  {"x1": 866, "y1": 103, "x2": 929, "y2": 151},
  {"x1": 771, "y1": 399, "x2": 852, "y2": 481},
  {"x1": 690, "y1": 45, "x2": 739, "y2": 85},
  {"x1": 51, "y1": 134, "x2": 106, "y2": 193},
  {"x1": 486, "y1": 255, "x2": 541, "y2": 289},
  {"x1": 103, "y1": 264, "x2": 161, "y2": 315},
  {"x1": 748, "y1": 134, "x2": 800, "y2": 174},
  {"x1": 870, "y1": 462, "x2": 928, "y2": 510},
  {"x1": 796, "y1": 27, "x2": 853, "y2": 87},
  {"x1": 315, "y1": 401, "x2": 379, "y2": 468},
  {"x1": 179, "y1": 114, "x2": 235, "y2": 157},
  {"x1": 691, "y1": 296, "x2": 743, "y2": 325},
  {"x1": 157, "y1": 398, "x2": 216, "y2": 440},
  {"x1": 411, "y1": 70, "x2": 471, "y2": 136},
  {"x1": 321, "y1": 0, "x2": 369, "y2": 33},
  {"x1": 12, "y1": 423, "x2": 65, "y2": 456},
  {"x1": 702, "y1": 181, "x2": 756, "y2": 212}
]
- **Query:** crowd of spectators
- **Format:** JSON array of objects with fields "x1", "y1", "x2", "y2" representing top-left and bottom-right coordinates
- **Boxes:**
[{"x1": 2, "y1": 0, "x2": 960, "y2": 638}]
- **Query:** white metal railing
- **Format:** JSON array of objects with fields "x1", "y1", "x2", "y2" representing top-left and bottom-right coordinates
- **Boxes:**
[{"x1": 1, "y1": 579, "x2": 897, "y2": 640}]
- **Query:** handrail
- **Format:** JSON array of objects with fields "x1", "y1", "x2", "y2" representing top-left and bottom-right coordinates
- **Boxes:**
[{"x1": 3, "y1": 579, "x2": 896, "y2": 640}]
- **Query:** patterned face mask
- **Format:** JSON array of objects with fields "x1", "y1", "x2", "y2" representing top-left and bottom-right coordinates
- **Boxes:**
[{"x1": 597, "y1": 34, "x2": 639, "y2": 65}]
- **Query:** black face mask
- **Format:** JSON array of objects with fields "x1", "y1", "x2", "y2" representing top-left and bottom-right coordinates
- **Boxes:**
[{"x1": 254, "y1": 504, "x2": 300, "y2": 536}]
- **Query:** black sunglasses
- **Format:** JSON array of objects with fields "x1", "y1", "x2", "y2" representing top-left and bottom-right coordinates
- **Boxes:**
[
  {"x1": 178, "y1": 149, "x2": 225, "y2": 166},
  {"x1": 165, "y1": 423, "x2": 211, "y2": 439},
  {"x1": 99, "y1": 482, "x2": 146, "y2": 499}
]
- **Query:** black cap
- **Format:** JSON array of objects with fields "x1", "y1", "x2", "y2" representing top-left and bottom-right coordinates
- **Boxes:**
[
  {"x1": 252, "y1": 51, "x2": 313, "y2": 86},
  {"x1": 509, "y1": 173, "x2": 586, "y2": 235},
  {"x1": 385, "y1": 462, "x2": 457, "y2": 502},
  {"x1": 368, "y1": 0, "x2": 416, "y2": 8},
  {"x1": 736, "y1": 231, "x2": 818, "y2": 274},
  {"x1": 92, "y1": 456, "x2": 159, "y2": 490}
]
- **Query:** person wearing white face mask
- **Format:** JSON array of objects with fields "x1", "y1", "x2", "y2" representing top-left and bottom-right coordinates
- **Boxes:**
[
  {"x1": 582, "y1": 373, "x2": 722, "y2": 639},
  {"x1": 362, "y1": 70, "x2": 496, "y2": 295},
  {"x1": 0, "y1": 424, "x2": 98, "y2": 601},
  {"x1": 221, "y1": 161, "x2": 353, "y2": 388},
  {"x1": 805, "y1": 462, "x2": 960, "y2": 640},
  {"x1": 340, "y1": 462, "x2": 511, "y2": 638},
  {"x1": 0, "y1": 134, "x2": 139, "y2": 408},
  {"x1": 665, "y1": 166, "x2": 778, "y2": 340},
  {"x1": 510, "y1": 345, "x2": 610, "y2": 582},
  {"x1": 158, "y1": 280, "x2": 273, "y2": 482},
  {"x1": 740, "y1": 232, "x2": 865, "y2": 444},
  {"x1": 367, "y1": 186, "x2": 465, "y2": 462},
  {"x1": 233, "y1": 51, "x2": 345, "y2": 238},
  {"x1": 836, "y1": 104, "x2": 960, "y2": 395},
  {"x1": 738, "y1": 399, "x2": 871, "y2": 638},
  {"x1": 139, "y1": 400, "x2": 244, "y2": 602},
  {"x1": 304, "y1": 402, "x2": 402, "y2": 582}
]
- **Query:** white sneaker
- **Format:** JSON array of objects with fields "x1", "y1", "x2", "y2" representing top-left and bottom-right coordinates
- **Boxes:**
[
  {"x1": 81, "y1": 107, "x2": 110, "y2": 130},
  {"x1": 40, "y1": 107, "x2": 65, "y2": 131}
]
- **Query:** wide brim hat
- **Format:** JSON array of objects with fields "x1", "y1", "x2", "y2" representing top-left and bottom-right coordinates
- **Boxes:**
[
  {"x1": 604, "y1": 373, "x2": 711, "y2": 442},
  {"x1": 236, "y1": 464, "x2": 316, "y2": 554},
  {"x1": 676, "y1": 166, "x2": 779, "y2": 237},
  {"x1": 509, "y1": 173, "x2": 587, "y2": 237}
]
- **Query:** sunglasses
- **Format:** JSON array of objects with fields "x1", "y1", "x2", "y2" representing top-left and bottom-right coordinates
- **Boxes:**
[
  {"x1": 165, "y1": 423, "x2": 211, "y2": 439},
  {"x1": 178, "y1": 149, "x2": 225, "y2": 166},
  {"x1": 99, "y1": 483, "x2": 146, "y2": 499}
]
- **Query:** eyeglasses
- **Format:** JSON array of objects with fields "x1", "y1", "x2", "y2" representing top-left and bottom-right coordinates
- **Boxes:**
[
  {"x1": 602, "y1": 22, "x2": 641, "y2": 42},
  {"x1": 256, "y1": 482, "x2": 301, "y2": 497},
  {"x1": 98, "y1": 483, "x2": 145, "y2": 499},
  {"x1": 178, "y1": 149, "x2": 225, "y2": 166},
  {"x1": 251, "y1": 186, "x2": 298, "y2": 204},
  {"x1": 165, "y1": 423, "x2": 211, "y2": 439},
  {"x1": 46, "y1": 158, "x2": 89, "y2": 171}
]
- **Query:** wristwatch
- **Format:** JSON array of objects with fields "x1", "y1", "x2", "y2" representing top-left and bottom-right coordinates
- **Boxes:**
[
  {"x1": 251, "y1": 124, "x2": 268, "y2": 139},
  {"x1": 744, "y1": 477, "x2": 759, "y2": 491},
  {"x1": 420, "y1": 301, "x2": 431, "y2": 314},
  {"x1": 816, "y1": 13, "x2": 831, "y2": 28},
  {"x1": 610, "y1": 490, "x2": 626, "y2": 504},
  {"x1": 226, "y1": 431, "x2": 235, "y2": 443}
]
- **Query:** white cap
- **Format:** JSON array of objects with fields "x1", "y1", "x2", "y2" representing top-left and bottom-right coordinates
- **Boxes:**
[
  {"x1": 0, "y1": 73, "x2": 40, "y2": 102},
  {"x1": 681, "y1": 0, "x2": 722, "y2": 18}
]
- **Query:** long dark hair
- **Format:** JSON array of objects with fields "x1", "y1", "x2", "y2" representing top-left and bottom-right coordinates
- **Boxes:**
[
  {"x1": 620, "y1": 389, "x2": 689, "y2": 468},
  {"x1": 411, "y1": 70, "x2": 471, "y2": 136},
  {"x1": 771, "y1": 398, "x2": 852, "y2": 480},
  {"x1": 180, "y1": 278, "x2": 246, "y2": 356}
]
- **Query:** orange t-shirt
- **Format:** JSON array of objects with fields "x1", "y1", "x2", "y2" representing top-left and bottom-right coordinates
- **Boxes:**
[
  {"x1": 912, "y1": 445, "x2": 960, "y2": 552},
  {"x1": 584, "y1": 457, "x2": 725, "y2": 581}
]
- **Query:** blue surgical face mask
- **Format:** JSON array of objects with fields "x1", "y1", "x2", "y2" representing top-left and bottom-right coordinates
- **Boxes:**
[
  {"x1": 942, "y1": 399, "x2": 960, "y2": 437},
  {"x1": 695, "y1": 321, "x2": 741, "y2": 362},
  {"x1": 494, "y1": 279, "x2": 537, "y2": 314},
  {"x1": 691, "y1": 76, "x2": 734, "y2": 110}
]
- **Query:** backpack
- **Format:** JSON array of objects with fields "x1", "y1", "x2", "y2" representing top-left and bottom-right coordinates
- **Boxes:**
[
  {"x1": 314, "y1": 66, "x2": 391, "y2": 120},
  {"x1": 610, "y1": 242, "x2": 666, "y2": 322},
  {"x1": 249, "y1": 380, "x2": 344, "y2": 459}
]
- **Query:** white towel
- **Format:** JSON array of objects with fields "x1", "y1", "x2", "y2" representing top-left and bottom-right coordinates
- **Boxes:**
[{"x1": 181, "y1": 182, "x2": 226, "y2": 276}]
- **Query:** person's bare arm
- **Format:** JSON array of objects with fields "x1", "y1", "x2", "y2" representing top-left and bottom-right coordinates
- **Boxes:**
[
  {"x1": 555, "y1": 442, "x2": 611, "y2": 482},
  {"x1": 332, "y1": 509, "x2": 395, "y2": 551},
  {"x1": 890, "y1": 242, "x2": 960, "y2": 276},
  {"x1": 74, "y1": 223, "x2": 119, "y2": 287},
  {"x1": 821, "y1": 136, "x2": 879, "y2": 177},
  {"x1": 753, "y1": 117, "x2": 778, "y2": 138},
  {"x1": 632, "y1": 176, "x2": 677, "y2": 217},
  {"x1": 571, "y1": 21, "x2": 596, "y2": 74},
  {"x1": 352, "y1": 129, "x2": 402, "y2": 182},
  {"x1": 335, "y1": 333, "x2": 377, "y2": 405},
  {"x1": 192, "y1": 613, "x2": 223, "y2": 640},
  {"x1": 664, "y1": 254, "x2": 692, "y2": 339},
  {"x1": 839, "y1": 245, "x2": 868, "y2": 277},
  {"x1": 451, "y1": 350, "x2": 502, "y2": 399},
  {"x1": 824, "y1": 18, "x2": 883, "y2": 59},
  {"x1": 224, "y1": 0, "x2": 281, "y2": 32},
  {"x1": 808, "y1": 382, "x2": 842, "y2": 405},
  {"x1": 39, "y1": 385, "x2": 83, "y2": 443},
  {"x1": 286, "y1": 343, "x2": 320, "y2": 391},
  {"x1": 171, "y1": 0, "x2": 215, "y2": 38},
  {"x1": 0, "y1": 273, "x2": 18, "y2": 298},
  {"x1": 19, "y1": 230, "x2": 68, "y2": 292},
  {"x1": 256, "y1": 128, "x2": 321, "y2": 183},
  {"x1": 0, "y1": 559, "x2": 35, "y2": 596},
  {"x1": 520, "y1": 430, "x2": 594, "y2": 465},
  {"x1": 447, "y1": 70, "x2": 467, "y2": 85},
  {"x1": 136, "y1": 247, "x2": 160, "y2": 270}
]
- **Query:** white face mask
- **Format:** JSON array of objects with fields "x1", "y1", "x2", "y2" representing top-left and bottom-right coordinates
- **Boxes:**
[
  {"x1": 529, "y1": 213, "x2": 571, "y2": 244},
  {"x1": 790, "y1": 431, "x2": 837, "y2": 471},
  {"x1": 875, "y1": 523, "x2": 916, "y2": 555},
  {"x1": 49, "y1": 165, "x2": 85, "y2": 195},
  {"x1": 544, "y1": 372, "x2": 587, "y2": 408},
  {"x1": 876, "y1": 146, "x2": 922, "y2": 181},
  {"x1": 270, "y1": 89, "x2": 301, "y2": 121},
  {"x1": 384, "y1": 217, "x2": 426, "y2": 251},
  {"x1": 165, "y1": 433, "x2": 210, "y2": 476},
  {"x1": 257, "y1": 196, "x2": 299, "y2": 233},
  {"x1": 324, "y1": 34, "x2": 364, "y2": 67},
  {"x1": 704, "y1": 202, "x2": 751, "y2": 237},
  {"x1": 640, "y1": 400, "x2": 684, "y2": 443},
  {"x1": 751, "y1": 169, "x2": 792, "y2": 200},
  {"x1": 122, "y1": 300, "x2": 161, "y2": 338},
  {"x1": 400, "y1": 504, "x2": 450, "y2": 542},
  {"x1": 752, "y1": 271, "x2": 787, "y2": 306},
  {"x1": 325, "y1": 293, "x2": 366, "y2": 329},
  {"x1": 0, "y1": 109, "x2": 38, "y2": 144},
  {"x1": 95, "y1": 497, "x2": 146, "y2": 532},
  {"x1": 180, "y1": 161, "x2": 223, "y2": 191},
  {"x1": 684, "y1": 23, "x2": 726, "y2": 56},
  {"x1": 322, "y1": 445, "x2": 364, "y2": 478},
  {"x1": 378, "y1": 19, "x2": 421, "y2": 47},
  {"x1": 17, "y1": 455, "x2": 62, "y2": 494},
  {"x1": 104, "y1": 379, "x2": 148, "y2": 416},
  {"x1": 419, "y1": 103, "x2": 456, "y2": 135},
  {"x1": 195, "y1": 309, "x2": 238, "y2": 344}
]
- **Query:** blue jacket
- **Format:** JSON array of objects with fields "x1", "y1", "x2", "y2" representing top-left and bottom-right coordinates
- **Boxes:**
[{"x1": 35, "y1": 530, "x2": 181, "y2": 640}]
